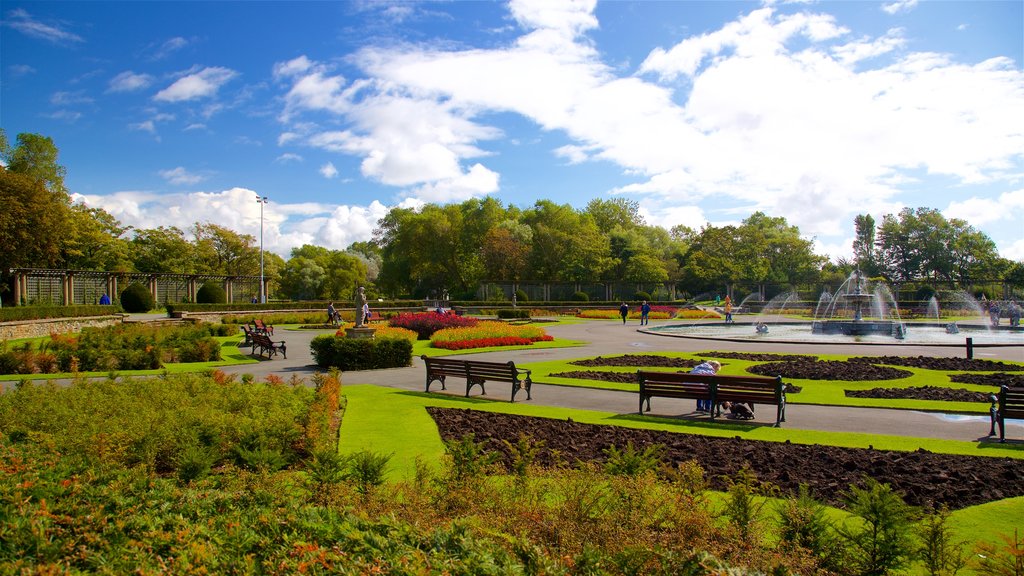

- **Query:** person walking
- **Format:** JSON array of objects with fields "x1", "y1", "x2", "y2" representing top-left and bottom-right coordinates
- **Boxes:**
[
  {"x1": 619, "y1": 302, "x2": 629, "y2": 324},
  {"x1": 724, "y1": 295, "x2": 733, "y2": 324},
  {"x1": 640, "y1": 300, "x2": 651, "y2": 325}
]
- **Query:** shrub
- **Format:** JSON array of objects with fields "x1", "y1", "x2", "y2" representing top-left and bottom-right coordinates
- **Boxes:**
[
  {"x1": 515, "y1": 289, "x2": 529, "y2": 302},
  {"x1": 838, "y1": 477, "x2": 919, "y2": 576},
  {"x1": 917, "y1": 506, "x2": 968, "y2": 576},
  {"x1": 309, "y1": 335, "x2": 413, "y2": 370},
  {"x1": 196, "y1": 281, "x2": 227, "y2": 304},
  {"x1": 635, "y1": 291, "x2": 651, "y2": 301},
  {"x1": 345, "y1": 449, "x2": 392, "y2": 494},
  {"x1": 572, "y1": 291, "x2": 590, "y2": 302},
  {"x1": 602, "y1": 441, "x2": 664, "y2": 477},
  {"x1": 120, "y1": 283, "x2": 154, "y2": 313},
  {"x1": 388, "y1": 312, "x2": 478, "y2": 340},
  {"x1": 497, "y1": 308, "x2": 530, "y2": 319}
]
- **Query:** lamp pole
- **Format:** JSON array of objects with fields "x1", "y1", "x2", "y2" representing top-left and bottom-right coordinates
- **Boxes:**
[{"x1": 256, "y1": 196, "x2": 268, "y2": 304}]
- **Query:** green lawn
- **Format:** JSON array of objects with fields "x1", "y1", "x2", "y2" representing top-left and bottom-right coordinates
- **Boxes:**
[
  {"x1": 336, "y1": 383, "x2": 1024, "y2": 553},
  {"x1": 519, "y1": 350, "x2": 1020, "y2": 414}
]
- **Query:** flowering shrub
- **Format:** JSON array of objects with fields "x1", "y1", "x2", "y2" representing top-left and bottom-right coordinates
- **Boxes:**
[
  {"x1": 430, "y1": 321, "x2": 553, "y2": 350},
  {"x1": 676, "y1": 309, "x2": 722, "y2": 319},
  {"x1": 389, "y1": 312, "x2": 478, "y2": 340},
  {"x1": 577, "y1": 306, "x2": 680, "y2": 320},
  {"x1": 367, "y1": 325, "x2": 419, "y2": 343}
]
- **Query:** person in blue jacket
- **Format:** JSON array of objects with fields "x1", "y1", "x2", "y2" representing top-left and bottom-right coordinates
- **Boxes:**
[{"x1": 691, "y1": 360, "x2": 721, "y2": 413}]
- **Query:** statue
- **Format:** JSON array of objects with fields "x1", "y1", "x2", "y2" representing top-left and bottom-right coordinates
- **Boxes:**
[{"x1": 355, "y1": 286, "x2": 368, "y2": 327}]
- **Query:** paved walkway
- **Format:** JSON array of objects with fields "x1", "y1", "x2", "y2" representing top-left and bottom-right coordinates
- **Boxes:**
[{"x1": 216, "y1": 319, "x2": 1024, "y2": 443}]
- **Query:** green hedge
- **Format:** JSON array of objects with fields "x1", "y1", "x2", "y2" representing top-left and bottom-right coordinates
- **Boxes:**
[
  {"x1": 309, "y1": 335, "x2": 413, "y2": 370},
  {"x1": 496, "y1": 309, "x2": 531, "y2": 319},
  {"x1": 0, "y1": 305, "x2": 123, "y2": 323},
  {"x1": 166, "y1": 300, "x2": 424, "y2": 315}
]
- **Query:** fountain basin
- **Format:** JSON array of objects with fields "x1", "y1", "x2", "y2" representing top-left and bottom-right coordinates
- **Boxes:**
[{"x1": 811, "y1": 320, "x2": 904, "y2": 337}]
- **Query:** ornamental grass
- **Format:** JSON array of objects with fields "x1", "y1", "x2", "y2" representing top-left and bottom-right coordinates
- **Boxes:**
[{"x1": 430, "y1": 321, "x2": 554, "y2": 350}]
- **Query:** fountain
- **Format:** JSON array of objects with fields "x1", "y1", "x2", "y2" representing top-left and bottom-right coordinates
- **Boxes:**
[
  {"x1": 811, "y1": 270, "x2": 905, "y2": 338},
  {"x1": 645, "y1": 273, "x2": 1024, "y2": 345}
]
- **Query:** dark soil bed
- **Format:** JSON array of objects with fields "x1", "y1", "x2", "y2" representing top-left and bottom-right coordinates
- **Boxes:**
[
  {"x1": 849, "y1": 356, "x2": 1024, "y2": 372},
  {"x1": 551, "y1": 370, "x2": 639, "y2": 384},
  {"x1": 570, "y1": 354, "x2": 700, "y2": 368},
  {"x1": 700, "y1": 351, "x2": 817, "y2": 362},
  {"x1": 748, "y1": 359, "x2": 914, "y2": 381},
  {"x1": 844, "y1": 386, "x2": 990, "y2": 403},
  {"x1": 428, "y1": 407, "x2": 1024, "y2": 510},
  {"x1": 950, "y1": 372, "x2": 1024, "y2": 387}
]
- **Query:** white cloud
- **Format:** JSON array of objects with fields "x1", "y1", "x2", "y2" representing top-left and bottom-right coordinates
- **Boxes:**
[
  {"x1": 882, "y1": 0, "x2": 919, "y2": 15},
  {"x1": 268, "y1": 2, "x2": 1023, "y2": 256},
  {"x1": 8, "y1": 64, "x2": 36, "y2": 77},
  {"x1": 319, "y1": 162, "x2": 339, "y2": 179},
  {"x1": 129, "y1": 120, "x2": 157, "y2": 134},
  {"x1": 153, "y1": 36, "x2": 189, "y2": 60},
  {"x1": 108, "y1": 71, "x2": 154, "y2": 93},
  {"x1": 72, "y1": 187, "x2": 387, "y2": 255},
  {"x1": 154, "y1": 66, "x2": 239, "y2": 102},
  {"x1": 945, "y1": 189, "x2": 1024, "y2": 226},
  {"x1": 50, "y1": 90, "x2": 93, "y2": 106},
  {"x1": 276, "y1": 153, "x2": 303, "y2": 163},
  {"x1": 159, "y1": 166, "x2": 205, "y2": 186},
  {"x1": 3, "y1": 8, "x2": 83, "y2": 44}
]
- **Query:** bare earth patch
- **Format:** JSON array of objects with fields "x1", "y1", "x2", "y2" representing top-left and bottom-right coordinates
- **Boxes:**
[{"x1": 428, "y1": 407, "x2": 1024, "y2": 510}]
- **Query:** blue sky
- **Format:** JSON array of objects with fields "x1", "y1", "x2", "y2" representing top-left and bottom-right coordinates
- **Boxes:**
[{"x1": 3, "y1": 0, "x2": 1023, "y2": 260}]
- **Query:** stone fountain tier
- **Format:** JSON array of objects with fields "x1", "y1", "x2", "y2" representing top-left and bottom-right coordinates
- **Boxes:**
[
  {"x1": 811, "y1": 291, "x2": 905, "y2": 337},
  {"x1": 811, "y1": 319, "x2": 904, "y2": 337}
]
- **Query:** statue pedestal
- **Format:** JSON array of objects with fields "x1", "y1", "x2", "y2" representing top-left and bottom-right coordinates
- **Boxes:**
[{"x1": 345, "y1": 327, "x2": 376, "y2": 339}]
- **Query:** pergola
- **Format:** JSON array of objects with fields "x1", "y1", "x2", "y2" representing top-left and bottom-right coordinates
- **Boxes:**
[{"x1": 8, "y1": 268, "x2": 269, "y2": 306}]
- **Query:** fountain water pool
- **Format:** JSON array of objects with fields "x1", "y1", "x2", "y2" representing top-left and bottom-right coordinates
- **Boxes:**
[{"x1": 644, "y1": 322, "x2": 1024, "y2": 345}]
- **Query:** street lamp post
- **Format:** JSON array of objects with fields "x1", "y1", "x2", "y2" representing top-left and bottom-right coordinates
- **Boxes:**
[{"x1": 256, "y1": 196, "x2": 268, "y2": 304}]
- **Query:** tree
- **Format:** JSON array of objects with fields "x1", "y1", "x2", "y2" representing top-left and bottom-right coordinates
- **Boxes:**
[
  {"x1": 481, "y1": 221, "x2": 531, "y2": 282},
  {"x1": 0, "y1": 169, "x2": 67, "y2": 271},
  {"x1": 192, "y1": 223, "x2": 259, "y2": 276},
  {"x1": 1, "y1": 131, "x2": 68, "y2": 196},
  {"x1": 130, "y1": 226, "x2": 196, "y2": 274},
  {"x1": 853, "y1": 214, "x2": 877, "y2": 275},
  {"x1": 62, "y1": 204, "x2": 132, "y2": 271},
  {"x1": 277, "y1": 256, "x2": 326, "y2": 300},
  {"x1": 585, "y1": 198, "x2": 644, "y2": 230}
]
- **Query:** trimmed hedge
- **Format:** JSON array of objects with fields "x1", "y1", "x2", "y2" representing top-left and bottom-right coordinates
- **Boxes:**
[
  {"x1": 196, "y1": 281, "x2": 227, "y2": 304},
  {"x1": 166, "y1": 300, "x2": 424, "y2": 315},
  {"x1": 496, "y1": 309, "x2": 531, "y2": 319},
  {"x1": 309, "y1": 335, "x2": 413, "y2": 370},
  {"x1": 0, "y1": 305, "x2": 123, "y2": 323},
  {"x1": 121, "y1": 283, "x2": 154, "y2": 313}
]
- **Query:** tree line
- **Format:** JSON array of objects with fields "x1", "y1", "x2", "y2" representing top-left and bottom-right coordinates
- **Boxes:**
[{"x1": 2, "y1": 130, "x2": 1020, "y2": 303}]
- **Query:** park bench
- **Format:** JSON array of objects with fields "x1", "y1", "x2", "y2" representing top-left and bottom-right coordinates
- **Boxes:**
[
  {"x1": 637, "y1": 370, "x2": 787, "y2": 427},
  {"x1": 240, "y1": 324, "x2": 255, "y2": 346},
  {"x1": 422, "y1": 355, "x2": 532, "y2": 402},
  {"x1": 253, "y1": 319, "x2": 274, "y2": 335},
  {"x1": 251, "y1": 332, "x2": 287, "y2": 359},
  {"x1": 989, "y1": 385, "x2": 1024, "y2": 442}
]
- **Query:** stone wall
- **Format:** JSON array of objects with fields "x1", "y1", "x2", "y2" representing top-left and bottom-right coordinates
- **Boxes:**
[{"x1": 0, "y1": 315, "x2": 126, "y2": 340}]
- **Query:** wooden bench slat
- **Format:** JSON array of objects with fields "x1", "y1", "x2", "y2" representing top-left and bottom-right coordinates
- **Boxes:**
[
  {"x1": 638, "y1": 369, "x2": 786, "y2": 427},
  {"x1": 422, "y1": 355, "x2": 532, "y2": 402},
  {"x1": 992, "y1": 385, "x2": 1024, "y2": 442}
]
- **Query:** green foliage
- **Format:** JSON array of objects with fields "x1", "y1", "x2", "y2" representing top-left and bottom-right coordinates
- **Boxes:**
[
  {"x1": 345, "y1": 449, "x2": 392, "y2": 494},
  {"x1": 309, "y1": 334, "x2": 413, "y2": 370},
  {"x1": 196, "y1": 280, "x2": 227, "y2": 304},
  {"x1": 496, "y1": 308, "x2": 531, "y2": 319},
  {"x1": 120, "y1": 282, "x2": 154, "y2": 313},
  {"x1": 572, "y1": 291, "x2": 590, "y2": 302},
  {"x1": 501, "y1": 433, "x2": 545, "y2": 477},
  {"x1": 974, "y1": 529, "x2": 1024, "y2": 576},
  {"x1": 918, "y1": 506, "x2": 968, "y2": 576},
  {"x1": 0, "y1": 304, "x2": 122, "y2": 322},
  {"x1": 635, "y1": 290, "x2": 651, "y2": 301},
  {"x1": 176, "y1": 444, "x2": 217, "y2": 483},
  {"x1": 777, "y1": 484, "x2": 838, "y2": 565},
  {"x1": 723, "y1": 465, "x2": 771, "y2": 545},
  {"x1": 839, "y1": 477, "x2": 919, "y2": 576},
  {"x1": 442, "y1": 433, "x2": 499, "y2": 484},
  {"x1": 515, "y1": 288, "x2": 529, "y2": 302},
  {"x1": 602, "y1": 441, "x2": 665, "y2": 477}
]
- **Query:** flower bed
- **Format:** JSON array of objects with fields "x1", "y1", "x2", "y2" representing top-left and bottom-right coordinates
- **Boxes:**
[
  {"x1": 388, "y1": 312, "x2": 478, "y2": 340},
  {"x1": 430, "y1": 321, "x2": 553, "y2": 350},
  {"x1": 576, "y1": 305, "x2": 679, "y2": 320}
]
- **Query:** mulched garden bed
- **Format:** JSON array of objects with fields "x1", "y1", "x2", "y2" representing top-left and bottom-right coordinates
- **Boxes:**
[
  {"x1": 699, "y1": 351, "x2": 817, "y2": 362},
  {"x1": 949, "y1": 372, "x2": 1024, "y2": 387},
  {"x1": 849, "y1": 356, "x2": 1024, "y2": 371},
  {"x1": 428, "y1": 407, "x2": 1024, "y2": 510},
  {"x1": 570, "y1": 354, "x2": 701, "y2": 368},
  {"x1": 747, "y1": 359, "x2": 914, "y2": 381},
  {"x1": 550, "y1": 370, "x2": 639, "y2": 384},
  {"x1": 844, "y1": 386, "x2": 991, "y2": 403}
]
